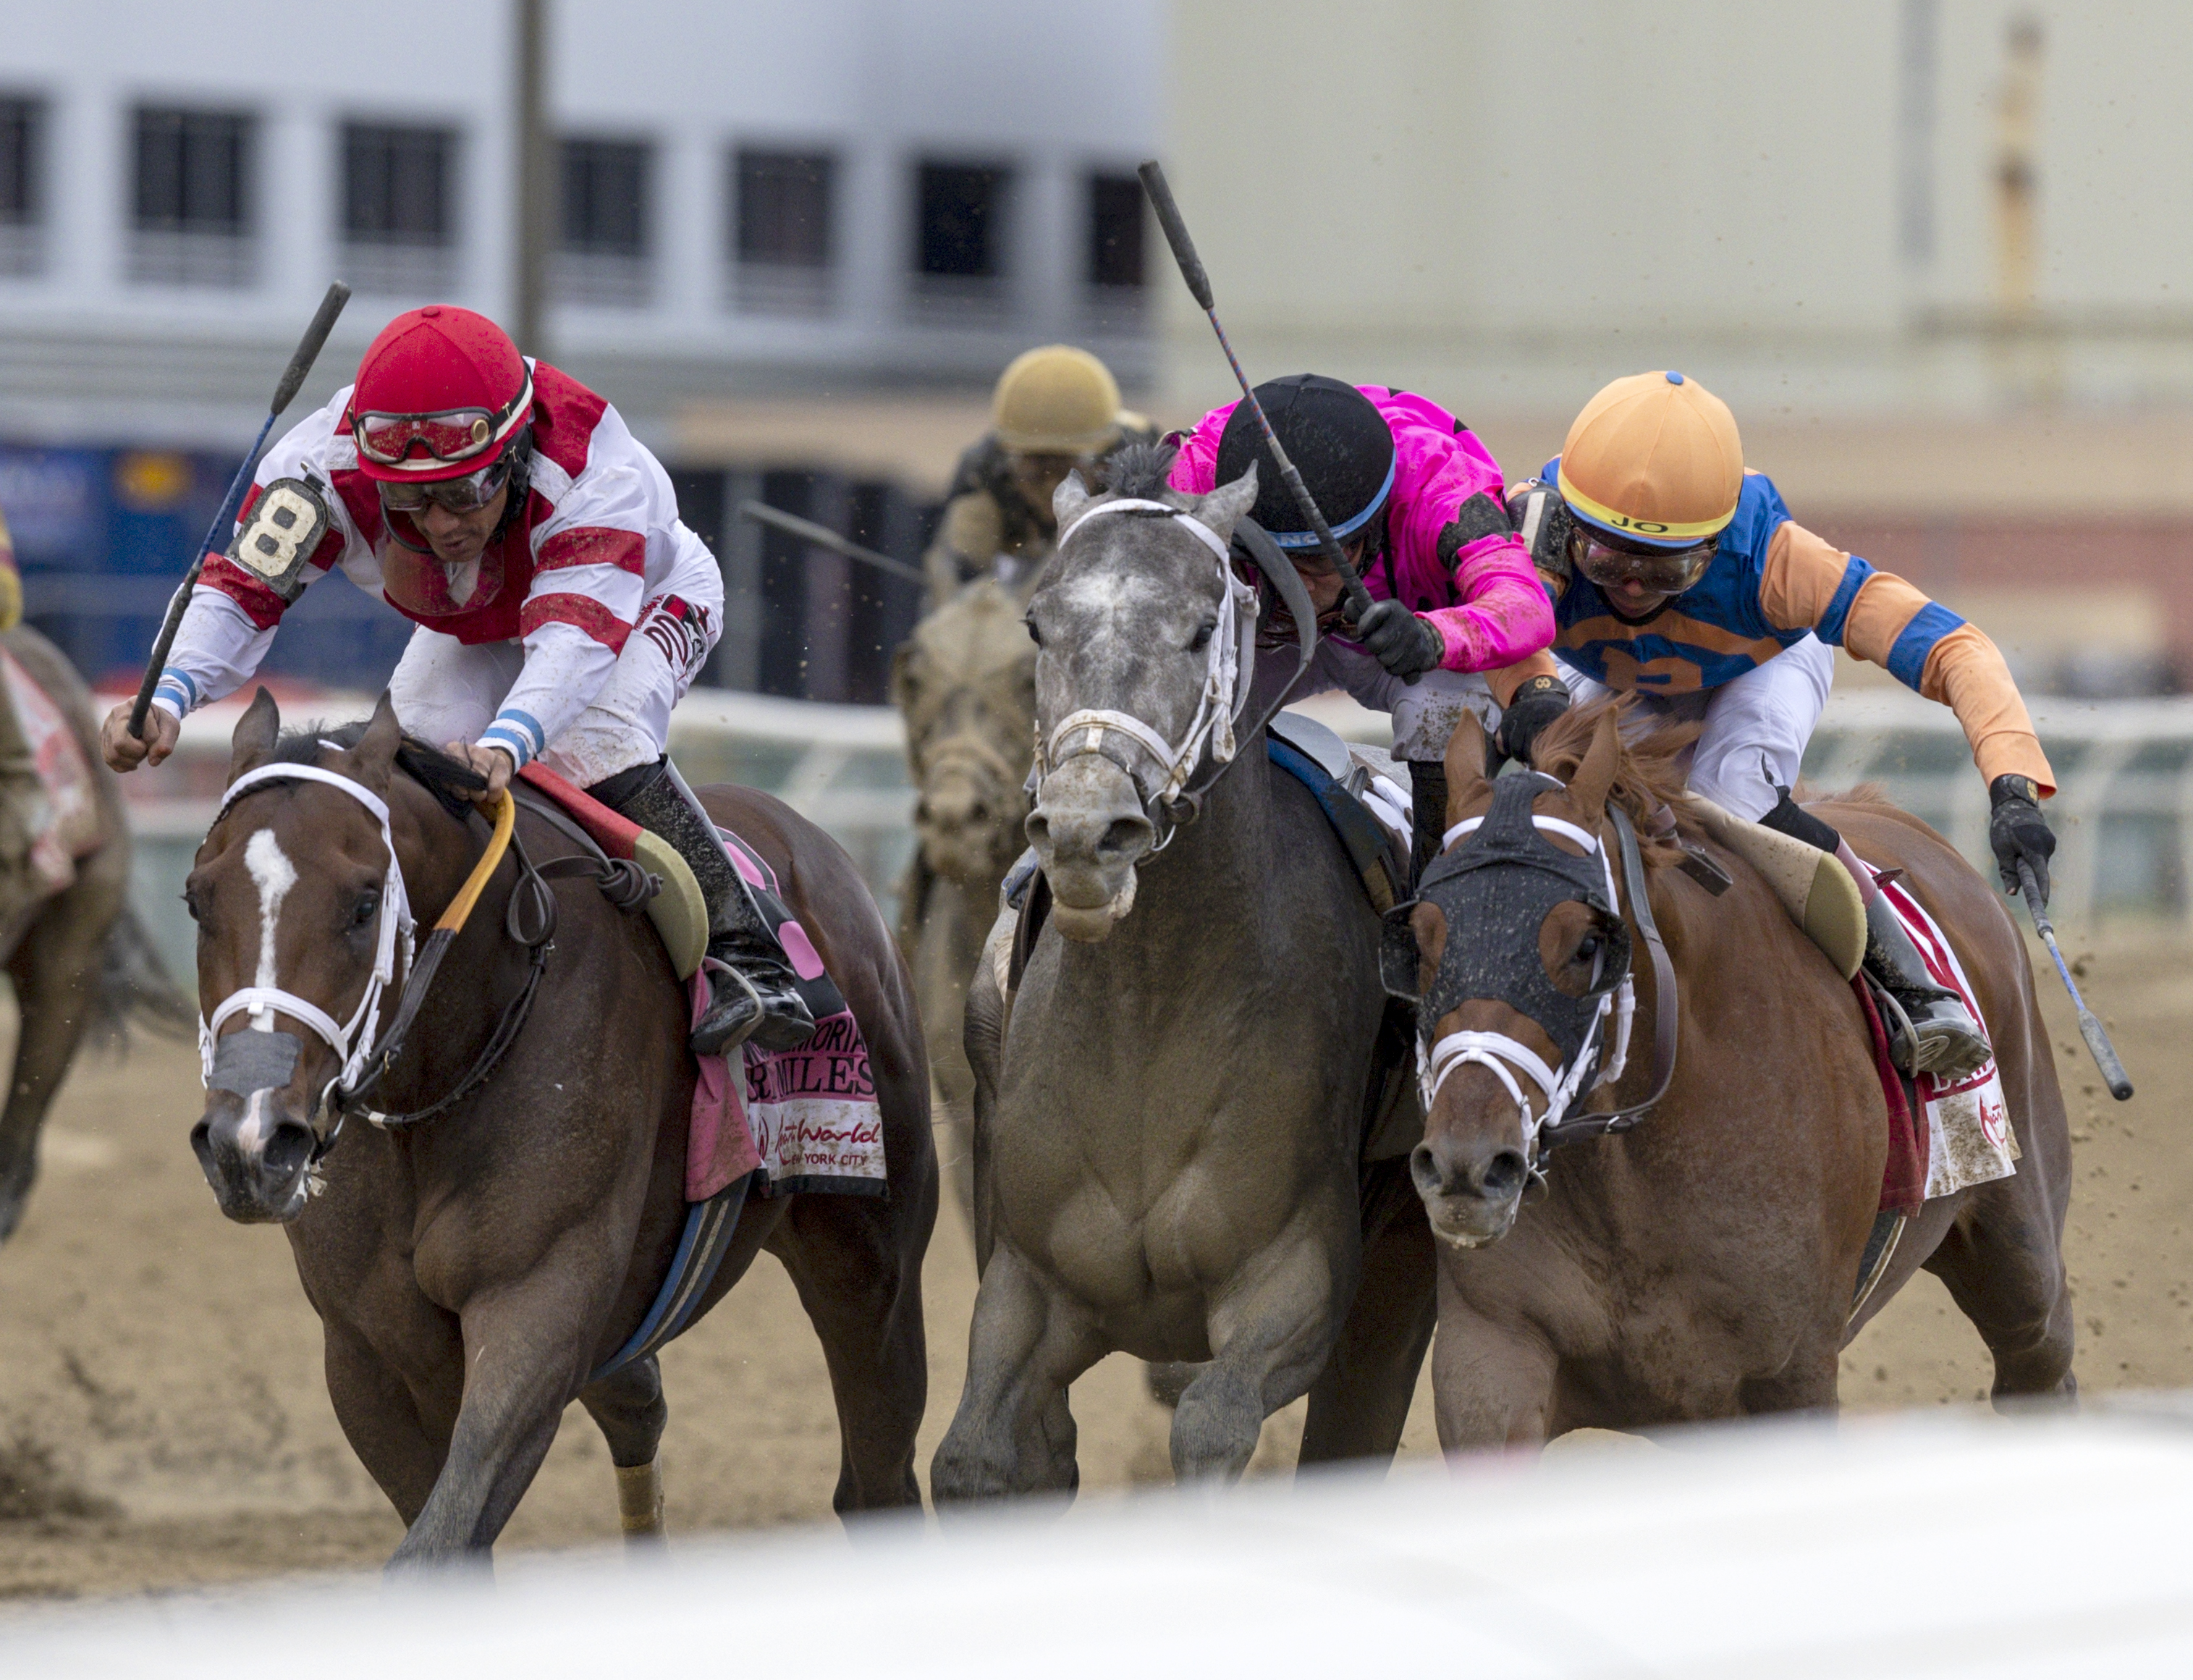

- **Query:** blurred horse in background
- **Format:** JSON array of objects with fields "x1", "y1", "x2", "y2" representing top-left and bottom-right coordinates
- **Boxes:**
[
  {"x1": 0, "y1": 625, "x2": 191, "y2": 1241},
  {"x1": 890, "y1": 573, "x2": 1039, "y2": 1216}
]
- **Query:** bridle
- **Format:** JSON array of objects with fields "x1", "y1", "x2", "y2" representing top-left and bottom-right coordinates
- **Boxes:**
[
  {"x1": 1400, "y1": 774, "x2": 1680, "y2": 1168},
  {"x1": 1029, "y1": 498, "x2": 1316, "y2": 845},
  {"x1": 200, "y1": 764, "x2": 415, "y2": 1157}
]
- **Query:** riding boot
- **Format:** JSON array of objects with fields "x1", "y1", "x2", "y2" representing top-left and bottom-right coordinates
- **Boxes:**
[
  {"x1": 590, "y1": 759, "x2": 816, "y2": 1056},
  {"x1": 1407, "y1": 759, "x2": 1448, "y2": 886},
  {"x1": 1758, "y1": 783, "x2": 1989, "y2": 1079},
  {"x1": 1862, "y1": 892, "x2": 1990, "y2": 1080}
]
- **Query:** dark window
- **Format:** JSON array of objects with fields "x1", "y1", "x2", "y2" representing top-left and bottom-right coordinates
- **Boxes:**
[
  {"x1": 0, "y1": 98, "x2": 41, "y2": 226},
  {"x1": 343, "y1": 124, "x2": 455, "y2": 247},
  {"x1": 735, "y1": 150, "x2": 833, "y2": 269},
  {"x1": 560, "y1": 138, "x2": 648, "y2": 256},
  {"x1": 1087, "y1": 172, "x2": 1144, "y2": 290},
  {"x1": 915, "y1": 162, "x2": 1008, "y2": 279},
  {"x1": 134, "y1": 107, "x2": 252, "y2": 235}
]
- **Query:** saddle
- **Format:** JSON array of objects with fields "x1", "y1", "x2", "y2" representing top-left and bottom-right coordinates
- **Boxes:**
[
  {"x1": 515, "y1": 762, "x2": 709, "y2": 978},
  {"x1": 1265, "y1": 709, "x2": 1411, "y2": 913}
]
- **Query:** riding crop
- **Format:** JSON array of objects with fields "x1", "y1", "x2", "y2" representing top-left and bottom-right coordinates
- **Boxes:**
[
  {"x1": 1136, "y1": 160, "x2": 1376, "y2": 625},
  {"x1": 737, "y1": 500, "x2": 927, "y2": 586},
  {"x1": 2016, "y1": 861, "x2": 2133, "y2": 1101},
  {"x1": 127, "y1": 280, "x2": 353, "y2": 740}
]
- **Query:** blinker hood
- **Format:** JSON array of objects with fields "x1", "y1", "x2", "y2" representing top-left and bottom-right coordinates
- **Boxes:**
[{"x1": 1403, "y1": 772, "x2": 1630, "y2": 1065}]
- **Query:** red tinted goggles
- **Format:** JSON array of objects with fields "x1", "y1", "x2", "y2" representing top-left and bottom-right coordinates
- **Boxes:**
[{"x1": 352, "y1": 371, "x2": 532, "y2": 468}]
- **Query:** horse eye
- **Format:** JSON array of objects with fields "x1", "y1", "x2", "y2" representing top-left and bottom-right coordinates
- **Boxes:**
[
  {"x1": 1576, "y1": 934, "x2": 1601, "y2": 961},
  {"x1": 1023, "y1": 617, "x2": 1044, "y2": 647},
  {"x1": 351, "y1": 890, "x2": 380, "y2": 929},
  {"x1": 1189, "y1": 621, "x2": 1215, "y2": 653}
]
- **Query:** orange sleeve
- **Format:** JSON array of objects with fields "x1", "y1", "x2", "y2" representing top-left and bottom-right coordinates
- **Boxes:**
[
  {"x1": 1757, "y1": 521, "x2": 1855, "y2": 633},
  {"x1": 1488, "y1": 651, "x2": 1559, "y2": 706},
  {"x1": 1918, "y1": 623, "x2": 2055, "y2": 795}
]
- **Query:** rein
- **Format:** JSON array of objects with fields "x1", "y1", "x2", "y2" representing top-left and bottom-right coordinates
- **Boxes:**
[
  {"x1": 1031, "y1": 499, "x2": 1316, "y2": 843},
  {"x1": 200, "y1": 761, "x2": 656, "y2": 1161}
]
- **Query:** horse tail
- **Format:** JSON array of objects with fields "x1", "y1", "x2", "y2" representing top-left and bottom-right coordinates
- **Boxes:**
[{"x1": 85, "y1": 905, "x2": 195, "y2": 1051}]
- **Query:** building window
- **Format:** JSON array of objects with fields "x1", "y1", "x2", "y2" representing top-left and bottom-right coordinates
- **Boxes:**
[
  {"x1": 0, "y1": 97, "x2": 43, "y2": 276},
  {"x1": 731, "y1": 148, "x2": 834, "y2": 315},
  {"x1": 553, "y1": 135, "x2": 649, "y2": 306},
  {"x1": 910, "y1": 161, "x2": 1010, "y2": 318},
  {"x1": 1085, "y1": 170, "x2": 1146, "y2": 332},
  {"x1": 341, "y1": 122, "x2": 457, "y2": 295},
  {"x1": 131, "y1": 106, "x2": 254, "y2": 287}
]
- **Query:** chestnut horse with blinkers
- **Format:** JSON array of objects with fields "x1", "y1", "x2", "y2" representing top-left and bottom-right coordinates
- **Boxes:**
[{"x1": 1405, "y1": 704, "x2": 2074, "y2": 1443}]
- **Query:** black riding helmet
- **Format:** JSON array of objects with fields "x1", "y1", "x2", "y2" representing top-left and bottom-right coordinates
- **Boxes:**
[{"x1": 1215, "y1": 376, "x2": 1395, "y2": 553}]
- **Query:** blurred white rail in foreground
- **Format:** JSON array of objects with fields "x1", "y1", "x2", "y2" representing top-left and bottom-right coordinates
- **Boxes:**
[{"x1": 4, "y1": 1409, "x2": 2190, "y2": 1676}]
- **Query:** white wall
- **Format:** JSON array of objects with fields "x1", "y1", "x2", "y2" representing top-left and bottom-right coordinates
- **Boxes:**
[{"x1": 1161, "y1": 0, "x2": 2193, "y2": 421}]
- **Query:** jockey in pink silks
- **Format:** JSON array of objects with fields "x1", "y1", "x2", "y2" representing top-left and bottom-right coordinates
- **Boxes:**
[{"x1": 1166, "y1": 375, "x2": 1555, "y2": 875}]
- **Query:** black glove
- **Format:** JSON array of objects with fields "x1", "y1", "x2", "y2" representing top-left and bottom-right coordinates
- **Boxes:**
[
  {"x1": 1356, "y1": 599, "x2": 1445, "y2": 680},
  {"x1": 1496, "y1": 675, "x2": 1572, "y2": 768},
  {"x1": 1989, "y1": 774, "x2": 2055, "y2": 904}
]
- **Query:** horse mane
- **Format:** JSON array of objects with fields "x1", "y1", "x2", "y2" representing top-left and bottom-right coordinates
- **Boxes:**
[
  {"x1": 271, "y1": 720, "x2": 487, "y2": 822},
  {"x1": 1526, "y1": 698, "x2": 1697, "y2": 868},
  {"x1": 1095, "y1": 440, "x2": 1180, "y2": 501}
]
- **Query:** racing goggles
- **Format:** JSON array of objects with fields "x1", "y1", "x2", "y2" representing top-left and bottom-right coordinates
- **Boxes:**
[
  {"x1": 377, "y1": 456, "x2": 512, "y2": 515},
  {"x1": 352, "y1": 373, "x2": 532, "y2": 469},
  {"x1": 1568, "y1": 527, "x2": 1717, "y2": 596}
]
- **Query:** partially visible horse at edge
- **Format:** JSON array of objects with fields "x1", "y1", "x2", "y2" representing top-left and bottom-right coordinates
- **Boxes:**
[
  {"x1": 890, "y1": 572, "x2": 1039, "y2": 1218},
  {"x1": 1408, "y1": 704, "x2": 2074, "y2": 1446},
  {"x1": 0, "y1": 623, "x2": 190, "y2": 1242},
  {"x1": 931, "y1": 449, "x2": 1434, "y2": 1498},
  {"x1": 188, "y1": 691, "x2": 935, "y2": 1567}
]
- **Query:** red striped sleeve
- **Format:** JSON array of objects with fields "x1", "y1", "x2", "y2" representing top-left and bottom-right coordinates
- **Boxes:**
[
  {"x1": 198, "y1": 555, "x2": 292, "y2": 630},
  {"x1": 520, "y1": 591, "x2": 633, "y2": 651},
  {"x1": 536, "y1": 526, "x2": 646, "y2": 575}
]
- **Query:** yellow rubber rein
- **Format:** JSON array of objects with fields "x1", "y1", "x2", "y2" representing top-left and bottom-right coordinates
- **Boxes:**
[{"x1": 434, "y1": 785, "x2": 517, "y2": 937}]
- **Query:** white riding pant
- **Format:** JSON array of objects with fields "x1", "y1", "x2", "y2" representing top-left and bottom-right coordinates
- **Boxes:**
[
  {"x1": 1251, "y1": 639, "x2": 1500, "y2": 763},
  {"x1": 1560, "y1": 633, "x2": 1835, "y2": 822},
  {"x1": 389, "y1": 593, "x2": 714, "y2": 789}
]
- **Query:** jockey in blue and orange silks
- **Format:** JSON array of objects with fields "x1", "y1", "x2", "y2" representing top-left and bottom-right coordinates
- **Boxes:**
[{"x1": 1491, "y1": 370, "x2": 2058, "y2": 1081}]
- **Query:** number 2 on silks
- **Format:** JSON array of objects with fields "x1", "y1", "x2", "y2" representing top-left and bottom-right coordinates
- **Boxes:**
[{"x1": 226, "y1": 477, "x2": 331, "y2": 603}]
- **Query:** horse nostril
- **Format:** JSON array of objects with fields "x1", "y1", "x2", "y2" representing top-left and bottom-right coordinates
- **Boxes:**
[
  {"x1": 1410, "y1": 1142, "x2": 1451, "y2": 1198},
  {"x1": 1098, "y1": 816, "x2": 1149, "y2": 859},
  {"x1": 967, "y1": 801, "x2": 988, "y2": 825},
  {"x1": 1024, "y1": 811, "x2": 1050, "y2": 850},
  {"x1": 261, "y1": 1119, "x2": 316, "y2": 1184},
  {"x1": 1477, "y1": 1149, "x2": 1528, "y2": 1201}
]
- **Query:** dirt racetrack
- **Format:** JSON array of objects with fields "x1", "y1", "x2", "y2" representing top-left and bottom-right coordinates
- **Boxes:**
[{"x1": 0, "y1": 932, "x2": 2184, "y2": 1599}]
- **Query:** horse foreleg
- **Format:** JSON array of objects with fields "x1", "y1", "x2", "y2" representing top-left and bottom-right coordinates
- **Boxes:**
[
  {"x1": 579, "y1": 1356, "x2": 669, "y2": 1545},
  {"x1": 1431, "y1": 1284, "x2": 1559, "y2": 1453},
  {"x1": 1176, "y1": 1225, "x2": 1352, "y2": 1485},
  {"x1": 0, "y1": 890, "x2": 111, "y2": 1241},
  {"x1": 321, "y1": 1312, "x2": 457, "y2": 1529},
  {"x1": 1298, "y1": 1160, "x2": 1437, "y2": 1469},
  {"x1": 769, "y1": 1189, "x2": 934, "y2": 1519},
  {"x1": 932, "y1": 1240, "x2": 1104, "y2": 1509},
  {"x1": 386, "y1": 1270, "x2": 601, "y2": 1571}
]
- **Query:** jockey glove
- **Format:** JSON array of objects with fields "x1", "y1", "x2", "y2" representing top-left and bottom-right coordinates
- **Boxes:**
[
  {"x1": 1497, "y1": 675, "x2": 1572, "y2": 769},
  {"x1": 1988, "y1": 774, "x2": 2055, "y2": 904},
  {"x1": 1356, "y1": 599, "x2": 1445, "y2": 680}
]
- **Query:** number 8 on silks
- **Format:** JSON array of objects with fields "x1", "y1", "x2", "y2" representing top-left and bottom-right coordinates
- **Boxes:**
[{"x1": 227, "y1": 478, "x2": 334, "y2": 604}]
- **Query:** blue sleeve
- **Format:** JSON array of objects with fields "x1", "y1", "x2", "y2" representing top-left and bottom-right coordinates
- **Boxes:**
[
  {"x1": 1887, "y1": 603, "x2": 1967, "y2": 691},
  {"x1": 1811, "y1": 555, "x2": 1877, "y2": 648}
]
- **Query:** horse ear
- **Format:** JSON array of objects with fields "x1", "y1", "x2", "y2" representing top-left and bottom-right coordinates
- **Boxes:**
[
  {"x1": 1053, "y1": 469, "x2": 1094, "y2": 530},
  {"x1": 1567, "y1": 708, "x2": 1622, "y2": 822},
  {"x1": 1191, "y1": 461, "x2": 1259, "y2": 544},
  {"x1": 340, "y1": 691, "x2": 403, "y2": 795},
  {"x1": 227, "y1": 686, "x2": 279, "y2": 784},
  {"x1": 1442, "y1": 709, "x2": 1490, "y2": 824}
]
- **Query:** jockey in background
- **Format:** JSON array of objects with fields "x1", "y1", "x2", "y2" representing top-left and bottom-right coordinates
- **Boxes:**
[
  {"x1": 1496, "y1": 369, "x2": 2058, "y2": 1079},
  {"x1": 924, "y1": 344, "x2": 1153, "y2": 607},
  {"x1": 97, "y1": 304, "x2": 814, "y2": 1056},
  {"x1": 1166, "y1": 375, "x2": 1556, "y2": 878}
]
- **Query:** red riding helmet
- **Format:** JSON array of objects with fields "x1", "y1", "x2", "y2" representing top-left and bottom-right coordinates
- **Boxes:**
[{"x1": 346, "y1": 305, "x2": 533, "y2": 484}]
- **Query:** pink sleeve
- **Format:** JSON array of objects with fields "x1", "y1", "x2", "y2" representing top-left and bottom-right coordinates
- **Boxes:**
[
  {"x1": 1424, "y1": 535, "x2": 1556, "y2": 673},
  {"x1": 1165, "y1": 401, "x2": 1235, "y2": 495}
]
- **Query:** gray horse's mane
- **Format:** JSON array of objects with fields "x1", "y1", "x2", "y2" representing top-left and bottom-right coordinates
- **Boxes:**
[
  {"x1": 1096, "y1": 441, "x2": 1180, "y2": 502},
  {"x1": 271, "y1": 719, "x2": 486, "y2": 820}
]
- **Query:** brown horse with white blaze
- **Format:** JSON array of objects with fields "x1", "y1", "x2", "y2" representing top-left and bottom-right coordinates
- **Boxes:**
[
  {"x1": 1408, "y1": 704, "x2": 2074, "y2": 1445},
  {"x1": 188, "y1": 689, "x2": 934, "y2": 1567}
]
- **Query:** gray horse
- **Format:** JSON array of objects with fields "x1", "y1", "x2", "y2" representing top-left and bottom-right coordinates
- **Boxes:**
[
  {"x1": 931, "y1": 448, "x2": 1433, "y2": 1496},
  {"x1": 890, "y1": 573, "x2": 1038, "y2": 1217}
]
